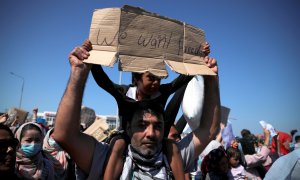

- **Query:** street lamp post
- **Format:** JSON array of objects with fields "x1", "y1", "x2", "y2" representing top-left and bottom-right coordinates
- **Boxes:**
[
  {"x1": 116, "y1": 71, "x2": 122, "y2": 128},
  {"x1": 10, "y1": 72, "x2": 24, "y2": 109}
]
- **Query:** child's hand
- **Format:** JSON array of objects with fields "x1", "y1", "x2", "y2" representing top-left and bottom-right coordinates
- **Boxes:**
[
  {"x1": 204, "y1": 56, "x2": 218, "y2": 74},
  {"x1": 201, "y1": 42, "x2": 210, "y2": 56}
]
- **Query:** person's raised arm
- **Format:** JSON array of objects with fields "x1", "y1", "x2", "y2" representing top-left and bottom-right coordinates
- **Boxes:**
[
  {"x1": 192, "y1": 57, "x2": 221, "y2": 157},
  {"x1": 91, "y1": 64, "x2": 125, "y2": 98},
  {"x1": 245, "y1": 128, "x2": 271, "y2": 166},
  {"x1": 52, "y1": 39, "x2": 96, "y2": 174},
  {"x1": 263, "y1": 128, "x2": 271, "y2": 147},
  {"x1": 215, "y1": 122, "x2": 225, "y2": 143}
]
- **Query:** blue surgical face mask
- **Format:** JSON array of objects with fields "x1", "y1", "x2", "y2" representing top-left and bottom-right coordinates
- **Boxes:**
[{"x1": 21, "y1": 143, "x2": 41, "y2": 157}]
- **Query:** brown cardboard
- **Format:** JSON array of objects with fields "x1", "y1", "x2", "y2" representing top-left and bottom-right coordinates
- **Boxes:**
[
  {"x1": 84, "y1": 5, "x2": 216, "y2": 77},
  {"x1": 83, "y1": 116, "x2": 109, "y2": 142},
  {"x1": 6, "y1": 107, "x2": 29, "y2": 126}
]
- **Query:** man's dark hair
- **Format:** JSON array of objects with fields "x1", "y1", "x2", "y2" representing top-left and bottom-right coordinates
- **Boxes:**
[
  {"x1": 295, "y1": 135, "x2": 300, "y2": 142},
  {"x1": 131, "y1": 101, "x2": 164, "y2": 123},
  {"x1": 125, "y1": 100, "x2": 165, "y2": 129}
]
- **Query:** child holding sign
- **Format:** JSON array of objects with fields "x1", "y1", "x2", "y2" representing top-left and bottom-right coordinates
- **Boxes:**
[{"x1": 85, "y1": 39, "x2": 213, "y2": 179}]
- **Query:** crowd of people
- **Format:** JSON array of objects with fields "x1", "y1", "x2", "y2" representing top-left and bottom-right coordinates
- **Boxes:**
[{"x1": 1, "y1": 38, "x2": 299, "y2": 180}]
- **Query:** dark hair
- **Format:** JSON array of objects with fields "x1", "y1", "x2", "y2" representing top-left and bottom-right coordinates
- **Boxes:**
[
  {"x1": 226, "y1": 147, "x2": 241, "y2": 159},
  {"x1": 207, "y1": 147, "x2": 227, "y2": 166},
  {"x1": 201, "y1": 146, "x2": 228, "y2": 179},
  {"x1": 20, "y1": 123, "x2": 42, "y2": 140},
  {"x1": 257, "y1": 138, "x2": 264, "y2": 144},
  {"x1": 295, "y1": 135, "x2": 300, "y2": 142},
  {"x1": 131, "y1": 72, "x2": 143, "y2": 86},
  {"x1": 131, "y1": 72, "x2": 161, "y2": 86},
  {"x1": 240, "y1": 135, "x2": 257, "y2": 155},
  {"x1": 131, "y1": 102, "x2": 164, "y2": 124},
  {"x1": 124, "y1": 100, "x2": 165, "y2": 129},
  {"x1": 0, "y1": 124, "x2": 14, "y2": 138},
  {"x1": 241, "y1": 129, "x2": 251, "y2": 137}
]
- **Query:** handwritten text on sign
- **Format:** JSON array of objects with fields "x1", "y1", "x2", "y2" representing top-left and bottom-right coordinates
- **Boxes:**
[{"x1": 87, "y1": 6, "x2": 215, "y2": 77}]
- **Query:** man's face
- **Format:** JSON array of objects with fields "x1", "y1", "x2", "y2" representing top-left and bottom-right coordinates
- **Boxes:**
[
  {"x1": 129, "y1": 111, "x2": 164, "y2": 156},
  {"x1": 0, "y1": 129, "x2": 18, "y2": 173}
]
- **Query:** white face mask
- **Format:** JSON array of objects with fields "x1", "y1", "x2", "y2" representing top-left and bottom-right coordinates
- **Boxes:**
[
  {"x1": 48, "y1": 137, "x2": 61, "y2": 150},
  {"x1": 255, "y1": 147, "x2": 261, "y2": 153}
]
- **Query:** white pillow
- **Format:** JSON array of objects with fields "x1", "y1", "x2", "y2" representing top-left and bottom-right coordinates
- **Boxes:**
[{"x1": 181, "y1": 75, "x2": 205, "y2": 131}]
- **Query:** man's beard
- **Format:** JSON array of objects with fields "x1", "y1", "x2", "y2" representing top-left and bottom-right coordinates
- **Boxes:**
[{"x1": 131, "y1": 142, "x2": 162, "y2": 158}]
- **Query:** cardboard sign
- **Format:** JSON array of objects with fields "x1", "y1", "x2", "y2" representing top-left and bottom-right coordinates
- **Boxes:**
[
  {"x1": 6, "y1": 107, "x2": 29, "y2": 126},
  {"x1": 84, "y1": 5, "x2": 216, "y2": 77},
  {"x1": 84, "y1": 116, "x2": 110, "y2": 142}
]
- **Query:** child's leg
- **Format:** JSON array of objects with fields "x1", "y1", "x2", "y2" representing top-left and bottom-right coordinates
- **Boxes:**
[
  {"x1": 104, "y1": 136, "x2": 126, "y2": 180},
  {"x1": 165, "y1": 140, "x2": 185, "y2": 180}
]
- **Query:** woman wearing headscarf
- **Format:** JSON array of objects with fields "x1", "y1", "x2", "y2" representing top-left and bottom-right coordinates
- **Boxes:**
[
  {"x1": 15, "y1": 122, "x2": 54, "y2": 179},
  {"x1": 43, "y1": 128, "x2": 74, "y2": 180}
]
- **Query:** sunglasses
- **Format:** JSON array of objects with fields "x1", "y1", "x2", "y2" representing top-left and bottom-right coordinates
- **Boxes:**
[{"x1": 0, "y1": 138, "x2": 19, "y2": 153}]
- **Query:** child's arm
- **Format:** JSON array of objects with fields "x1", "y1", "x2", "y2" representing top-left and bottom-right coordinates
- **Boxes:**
[
  {"x1": 165, "y1": 140, "x2": 185, "y2": 180},
  {"x1": 103, "y1": 136, "x2": 126, "y2": 180},
  {"x1": 215, "y1": 122, "x2": 225, "y2": 143},
  {"x1": 164, "y1": 85, "x2": 187, "y2": 136},
  {"x1": 91, "y1": 64, "x2": 126, "y2": 99}
]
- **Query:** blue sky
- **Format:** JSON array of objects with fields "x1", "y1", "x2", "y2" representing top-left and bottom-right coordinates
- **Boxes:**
[{"x1": 1, "y1": 0, "x2": 299, "y2": 137}]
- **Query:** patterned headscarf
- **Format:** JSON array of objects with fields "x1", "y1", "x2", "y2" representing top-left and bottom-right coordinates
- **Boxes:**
[
  {"x1": 120, "y1": 145, "x2": 171, "y2": 180},
  {"x1": 43, "y1": 128, "x2": 69, "y2": 180}
]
